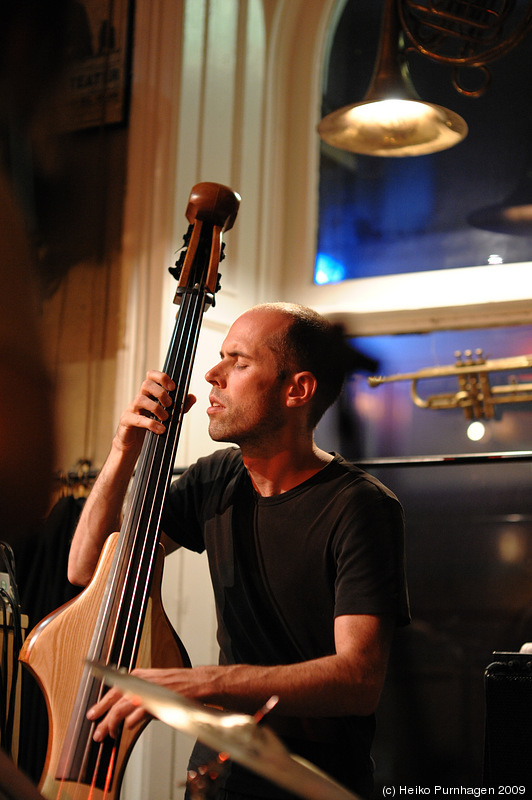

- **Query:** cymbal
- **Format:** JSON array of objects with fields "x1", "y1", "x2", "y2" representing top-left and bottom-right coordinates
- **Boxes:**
[{"x1": 89, "y1": 662, "x2": 361, "y2": 800}]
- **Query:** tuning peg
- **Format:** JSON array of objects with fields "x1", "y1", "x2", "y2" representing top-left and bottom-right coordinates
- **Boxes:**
[
  {"x1": 169, "y1": 225, "x2": 194, "y2": 280},
  {"x1": 168, "y1": 258, "x2": 183, "y2": 280}
]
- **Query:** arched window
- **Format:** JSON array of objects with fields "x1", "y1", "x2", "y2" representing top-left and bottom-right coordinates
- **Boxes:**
[{"x1": 316, "y1": 0, "x2": 532, "y2": 285}]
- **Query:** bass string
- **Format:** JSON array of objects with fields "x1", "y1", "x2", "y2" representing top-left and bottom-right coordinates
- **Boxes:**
[
  {"x1": 56, "y1": 267, "x2": 210, "y2": 796},
  {"x1": 110, "y1": 287, "x2": 207, "y2": 672},
  {"x1": 47, "y1": 301, "x2": 192, "y2": 797},
  {"x1": 114, "y1": 284, "x2": 202, "y2": 583},
  {"x1": 115, "y1": 216, "x2": 215, "y2": 570},
  {"x1": 85, "y1": 286, "x2": 202, "y2": 667}
]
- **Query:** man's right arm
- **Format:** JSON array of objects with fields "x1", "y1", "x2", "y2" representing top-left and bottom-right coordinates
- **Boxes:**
[{"x1": 68, "y1": 371, "x2": 188, "y2": 587}]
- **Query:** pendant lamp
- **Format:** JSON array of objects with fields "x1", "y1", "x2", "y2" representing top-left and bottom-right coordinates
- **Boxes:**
[{"x1": 317, "y1": 0, "x2": 468, "y2": 157}]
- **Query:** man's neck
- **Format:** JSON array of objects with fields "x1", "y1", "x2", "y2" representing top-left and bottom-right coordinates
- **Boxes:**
[{"x1": 241, "y1": 441, "x2": 333, "y2": 497}]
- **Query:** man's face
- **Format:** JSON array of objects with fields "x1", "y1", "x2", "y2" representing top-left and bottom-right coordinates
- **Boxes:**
[{"x1": 204, "y1": 309, "x2": 291, "y2": 448}]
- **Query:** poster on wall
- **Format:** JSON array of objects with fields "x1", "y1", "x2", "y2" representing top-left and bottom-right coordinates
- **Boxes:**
[{"x1": 63, "y1": 0, "x2": 133, "y2": 130}]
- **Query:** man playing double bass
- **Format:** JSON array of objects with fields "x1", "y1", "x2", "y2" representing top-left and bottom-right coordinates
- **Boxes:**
[{"x1": 68, "y1": 302, "x2": 410, "y2": 800}]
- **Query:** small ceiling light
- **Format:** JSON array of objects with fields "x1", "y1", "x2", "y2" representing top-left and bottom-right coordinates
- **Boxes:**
[
  {"x1": 317, "y1": 0, "x2": 468, "y2": 158},
  {"x1": 467, "y1": 420, "x2": 486, "y2": 442}
]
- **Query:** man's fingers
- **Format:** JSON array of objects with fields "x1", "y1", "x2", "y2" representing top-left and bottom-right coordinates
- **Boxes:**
[
  {"x1": 124, "y1": 705, "x2": 148, "y2": 729},
  {"x1": 144, "y1": 370, "x2": 175, "y2": 392},
  {"x1": 184, "y1": 394, "x2": 197, "y2": 413},
  {"x1": 89, "y1": 696, "x2": 142, "y2": 741},
  {"x1": 87, "y1": 687, "x2": 122, "y2": 720},
  {"x1": 87, "y1": 685, "x2": 150, "y2": 742}
]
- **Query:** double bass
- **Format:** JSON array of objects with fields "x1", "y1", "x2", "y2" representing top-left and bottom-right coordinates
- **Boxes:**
[{"x1": 20, "y1": 183, "x2": 241, "y2": 800}]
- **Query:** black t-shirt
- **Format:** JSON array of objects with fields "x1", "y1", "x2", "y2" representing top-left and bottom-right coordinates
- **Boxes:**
[{"x1": 162, "y1": 448, "x2": 410, "y2": 798}]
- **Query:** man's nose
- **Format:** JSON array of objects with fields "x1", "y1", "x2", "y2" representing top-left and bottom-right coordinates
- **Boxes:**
[{"x1": 205, "y1": 361, "x2": 223, "y2": 385}]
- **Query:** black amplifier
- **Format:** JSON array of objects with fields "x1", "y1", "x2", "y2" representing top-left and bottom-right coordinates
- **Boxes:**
[{"x1": 484, "y1": 652, "x2": 532, "y2": 790}]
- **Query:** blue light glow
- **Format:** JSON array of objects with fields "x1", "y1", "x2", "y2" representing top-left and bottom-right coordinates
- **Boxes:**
[{"x1": 314, "y1": 253, "x2": 347, "y2": 285}]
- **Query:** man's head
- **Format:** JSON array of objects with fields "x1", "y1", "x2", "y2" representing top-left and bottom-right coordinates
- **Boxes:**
[
  {"x1": 250, "y1": 302, "x2": 349, "y2": 429},
  {"x1": 205, "y1": 303, "x2": 349, "y2": 447}
]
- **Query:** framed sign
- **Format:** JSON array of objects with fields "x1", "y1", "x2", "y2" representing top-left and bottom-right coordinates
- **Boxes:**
[{"x1": 63, "y1": 0, "x2": 133, "y2": 130}]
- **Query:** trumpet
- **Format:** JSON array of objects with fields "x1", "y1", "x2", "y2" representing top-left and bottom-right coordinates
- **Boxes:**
[{"x1": 368, "y1": 350, "x2": 532, "y2": 420}]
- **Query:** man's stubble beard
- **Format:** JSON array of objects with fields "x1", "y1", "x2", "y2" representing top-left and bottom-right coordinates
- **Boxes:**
[{"x1": 208, "y1": 398, "x2": 286, "y2": 451}]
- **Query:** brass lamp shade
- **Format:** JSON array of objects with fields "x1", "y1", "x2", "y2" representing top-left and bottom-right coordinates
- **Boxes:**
[
  {"x1": 318, "y1": 0, "x2": 468, "y2": 157},
  {"x1": 318, "y1": 98, "x2": 468, "y2": 157}
]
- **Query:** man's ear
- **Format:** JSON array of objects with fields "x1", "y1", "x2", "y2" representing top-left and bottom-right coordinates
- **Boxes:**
[{"x1": 285, "y1": 372, "x2": 317, "y2": 408}]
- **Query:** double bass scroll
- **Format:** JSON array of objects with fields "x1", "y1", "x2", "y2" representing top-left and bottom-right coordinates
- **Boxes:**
[{"x1": 20, "y1": 182, "x2": 241, "y2": 800}]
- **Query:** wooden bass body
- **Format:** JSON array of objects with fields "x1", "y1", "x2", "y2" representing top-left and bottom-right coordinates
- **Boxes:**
[{"x1": 20, "y1": 533, "x2": 189, "y2": 800}]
